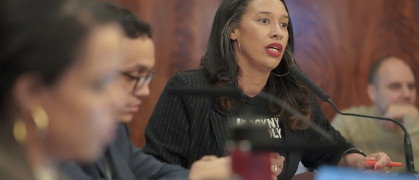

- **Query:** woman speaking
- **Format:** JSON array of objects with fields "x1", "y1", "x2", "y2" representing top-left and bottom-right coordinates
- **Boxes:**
[{"x1": 144, "y1": 0, "x2": 393, "y2": 179}]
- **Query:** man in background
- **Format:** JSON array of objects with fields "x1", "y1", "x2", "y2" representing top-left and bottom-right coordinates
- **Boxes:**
[{"x1": 332, "y1": 56, "x2": 419, "y2": 173}]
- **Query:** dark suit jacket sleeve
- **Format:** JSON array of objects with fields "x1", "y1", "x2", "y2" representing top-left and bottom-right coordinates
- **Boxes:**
[
  {"x1": 61, "y1": 124, "x2": 189, "y2": 180},
  {"x1": 120, "y1": 125, "x2": 190, "y2": 179},
  {"x1": 300, "y1": 99, "x2": 355, "y2": 169},
  {"x1": 61, "y1": 157, "x2": 189, "y2": 180},
  {"x1": 60, "y1": 163, "x2": 108, "y2": 180},
  {"x1": 143, "y1": 73, "x2": 192, "y2": 167}
]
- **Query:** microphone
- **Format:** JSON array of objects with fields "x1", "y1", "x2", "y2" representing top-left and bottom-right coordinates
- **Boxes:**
[
  {"x1": 289, "y1": 66, "x2": 416, "y2": 174},
  {"x1": 167, "y1": 86, "x2": 340, "y2": 145},
  {"x1": 167, "y1": 85, "x2": 348, "y2": 179}
]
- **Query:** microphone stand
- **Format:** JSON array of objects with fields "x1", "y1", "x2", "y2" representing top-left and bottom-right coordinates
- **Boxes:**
[
  {"x1": 257, "y1": 92, "x2": 336, "y2": 144},
  {"x1": 168, "y1": 87, "x2": 337, "y2": 144},
  {"x1": 289, "y1": 66, "x2": 416, "y2": 173},
  {"x1": 168, "y1": 86, "x2": 350, "y2": 178},
  {"x1": 327, "y1": 98, "x2": 415, "y2": 174}
]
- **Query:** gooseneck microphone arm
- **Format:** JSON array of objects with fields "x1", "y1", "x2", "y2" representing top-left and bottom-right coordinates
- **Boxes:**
[
  {"x1": 290, "y1": 66, "x2": 416, "y2": 173},
  {"x1": 167, "y1": 86, "x2": 336, "y2": 143},
  {"x1": 327, "y1": 99, "x2": 415, "y2": 173},
  {"x1": 257, "y1": 91, "x2": 335, "y2": 144}
]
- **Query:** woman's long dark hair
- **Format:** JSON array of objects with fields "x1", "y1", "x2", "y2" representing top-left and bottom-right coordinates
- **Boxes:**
[
  {"x1": 200, "y1": 0, "x2": 312, "y2": 130},
  {"x1": 0, "y1": 0, "x2": 115, "y2": 120}
]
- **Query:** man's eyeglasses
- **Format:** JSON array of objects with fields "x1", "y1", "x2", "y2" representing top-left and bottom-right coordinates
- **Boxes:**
[{"x1": 120, "y1": 70, "x2": 154, "y2": 91}]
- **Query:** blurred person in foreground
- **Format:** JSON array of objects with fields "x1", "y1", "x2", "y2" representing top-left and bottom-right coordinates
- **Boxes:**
[
  {"x1": 61, "y1": 3, "x2": 231, "y2": 180},
  {"x1": 0, "y1": 0, "x2": 126, "y2": 179},
  {"x1": 332, "y1": 56, "x2": 419, "y2": 173}
]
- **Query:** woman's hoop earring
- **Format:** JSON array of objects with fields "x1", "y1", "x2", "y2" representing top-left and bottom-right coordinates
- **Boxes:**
[
  {"x1": 272, "y1": 49, "x2": 294, "y2": 77},
  {"x1": 237, "y1": 39, "x2": 241, "y2": 54},
  {"x1": 31, "y1": 105, "x2": 49, "y2": 137},
  {"x1": 13, "y1": 116, "x2": 27, "y2": 144}
]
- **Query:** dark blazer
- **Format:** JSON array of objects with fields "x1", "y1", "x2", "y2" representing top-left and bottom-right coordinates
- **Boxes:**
[
  {"x1": 144, "y1": 69, "x2": 353, "y2": 179},
  {"x1": 62, "y1": 124, "x2": 189, "y2": 180}
]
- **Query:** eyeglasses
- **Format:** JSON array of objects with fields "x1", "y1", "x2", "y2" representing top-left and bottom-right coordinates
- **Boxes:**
[{"x1": 120, "y1": 70, "x2": 154, "y2": 92}]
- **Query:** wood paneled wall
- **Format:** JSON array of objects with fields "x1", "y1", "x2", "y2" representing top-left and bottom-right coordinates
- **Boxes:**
[
  {"x1": 417, "y1": 0, "x2": 419, "y2": 24},
  {"x1": 287, "y1": 0, "x2": 419, "y2": 122},
  {"x1": 112, "y1": 0, "x2": 419, "y2": 147}
]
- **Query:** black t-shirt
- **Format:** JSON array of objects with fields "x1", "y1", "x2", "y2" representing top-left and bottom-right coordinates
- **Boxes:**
[{"x1": 233, "y1": 93, "x2": 285, "y2": 143}]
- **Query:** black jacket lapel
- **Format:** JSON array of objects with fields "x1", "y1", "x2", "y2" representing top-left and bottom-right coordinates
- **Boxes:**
[
  {"x1": 92, "y1": 156, "x2": 108, "y2": 178},
  {"x1": 107, "y1": 144, "x2": 137, "y2": 180},
  {"x1": 209, "y1": 103, "x2": 233, "y2": 156}
]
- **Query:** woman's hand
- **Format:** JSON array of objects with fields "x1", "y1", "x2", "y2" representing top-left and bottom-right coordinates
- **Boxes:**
[
  {"x1": 189, "y1": 155, "x2": 232, "y2": 180},
  {"x1": 358, "y1": 152, "x2": 392, "y2": 174},
  {"x1": 341, "y1": 152, "x2": 393, "y2": 174},
  {"x1": 270, "y1": 152, "x2": 285, "y2": 179}
]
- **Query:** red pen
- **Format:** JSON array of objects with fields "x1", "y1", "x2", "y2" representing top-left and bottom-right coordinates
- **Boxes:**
[{"x1": 366, "y1": 159, "x2": 403, "y2": 167}]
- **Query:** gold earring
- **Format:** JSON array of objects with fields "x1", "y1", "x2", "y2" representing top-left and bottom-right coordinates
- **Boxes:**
[
  {"x1": 31, "y1": 106, "x2": 49, "y2": 137},
  {"x1": 237, "y1": 39, "x2": 241, "y2": 54},
  {"x1": 13, "y1": 117, "x2": 27, "y2": 144},
  {"x1": 272, "y1": 49, "x2": 294, "y2": 77}
]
